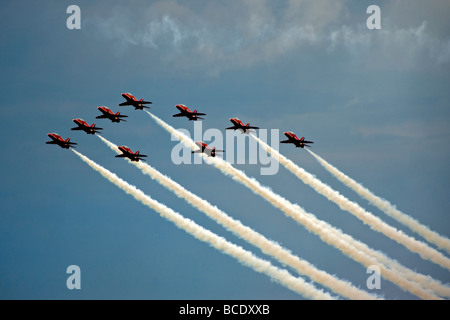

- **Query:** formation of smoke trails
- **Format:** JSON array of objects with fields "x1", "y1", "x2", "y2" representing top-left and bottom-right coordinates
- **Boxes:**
[
  {"x1": 252, "y1": 136, "x2": 450, "y2": 298},
  {"x1": 98, "y1": 135, "x2": 378, "y2": 300},
  {"x1": 252, "y1": 136, "x2": 450, "y2": 297},
  {"x1": 146, "y1": 111, "x2": 442, "y2": 299},
  {"x1": 252, "y1": 135, "x2": 450, "y2": 272},
  {"x1": 307, "y1": 149, "x2": 450, "y2": 255},
  {"x1": 71, "y1": 149, "x2": 334, "y2": 300}
]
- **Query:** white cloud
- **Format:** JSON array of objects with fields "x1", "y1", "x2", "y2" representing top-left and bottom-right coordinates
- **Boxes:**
[{"x1": 87, "y1": 1, "x2": 450, "y2": 74}]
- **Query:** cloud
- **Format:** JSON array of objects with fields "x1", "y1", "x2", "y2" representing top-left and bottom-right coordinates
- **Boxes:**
[{"x1": 86, "y1": 1, "x2": 450, "y2": 74}]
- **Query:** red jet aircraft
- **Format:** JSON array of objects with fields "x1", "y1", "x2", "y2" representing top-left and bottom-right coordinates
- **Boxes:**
[
  {"x1": 226, "y1": 118, "x2": 259, "y2": 133},
  {"x1": 115, "y1": 146, "x2": 148, "y2": 162},
  {"x1": 119, "y1": 92, "x2": 152, "y2": 110},
  {"x1": 192, "y1": 141, "x2": 224, "y2": 157},
  {"x1": 46, "y1": 133, "x2": 77, "y2": 149},
  {"x1": 96, "y1": 106, "x2": 128, "y2": 123},
  {"x1": 173, "y1": 104, "x2": 206, "y2": 121},
  {"x1": 280, "y1": 131, "x2": 314, "y2": 148},
  {"x1": 71, "y1": 118, "x2": 103, "y2": 135}
]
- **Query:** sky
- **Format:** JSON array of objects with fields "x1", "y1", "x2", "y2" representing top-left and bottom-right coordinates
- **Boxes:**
[{"x1": 0, "y1": 0, "x2": 449, "y2": 300}]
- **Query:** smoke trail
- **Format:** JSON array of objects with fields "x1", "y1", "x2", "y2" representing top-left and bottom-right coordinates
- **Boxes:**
[
  {"x1": 251, "y1": 135, "x2": 450, "y2": 272},
  {"x1": 252, "y1": 136, "x2": 450, "y2": 297},
  {"x1": 98, "y1": 135, "x2": 378, "y2": 300},
  {"x1": 71, "y1": 149, "x2": 334, "y2": 300},
  {"x1": 146, "y1": 111, "x2": 443, "y2": 299},
  {"x1": 307, "y1": 149, "x2": 450, "y2": 254},
  {"x1": 304, "y1": 150, "x2": 450, "y2": 297}
]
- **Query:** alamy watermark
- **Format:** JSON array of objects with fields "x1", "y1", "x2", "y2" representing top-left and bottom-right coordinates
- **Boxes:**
[
  {"x1": 66, "y1": 5, "x2": 81, "y2": 30},
  {"x1": 366, "y1": 265, "x2": 381, "y2": 290},
  {"x1": 366, "y1": 5, "x2": 381, "y2": 30},
  {"x1": 66, "y1": 265, "x2": 81, "y2": 290},
  {"x1": 170, "y1": 122, "x2": 280, "y2": 176}
]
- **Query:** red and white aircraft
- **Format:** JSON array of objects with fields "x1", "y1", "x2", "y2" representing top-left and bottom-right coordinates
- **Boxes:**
[
  {"x1": 173, "y1": 104, "x2": 206, "y2": 121},
  {"x1": 226, "y1": 118, "x2": 259, "y2": 133},
  {"x1": 280, "y1": 131, "x2": 314, "y2": 148},
  {"x1": 192, "y1": 141, "x2": 224, "y2": 157},
  {"x1": 96, "y1": 106, "x2": 128, "y2": 123},
  {"x1": 71, "y1": 118, "x2": 103, "y2": 135},
  {"x1": 46, "y1": 133, "x2": 77, "y2": 149},
  {"x1": 115, "y1": 146, "x2": 148, "y2": 162},
  {"x1": 119, "y1": 92, "x2": 152, "y2": 110}
]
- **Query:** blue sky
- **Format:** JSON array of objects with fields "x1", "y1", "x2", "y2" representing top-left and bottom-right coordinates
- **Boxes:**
[{"x1": 1, "y1": 0, "x2": 449, "y2": 299}]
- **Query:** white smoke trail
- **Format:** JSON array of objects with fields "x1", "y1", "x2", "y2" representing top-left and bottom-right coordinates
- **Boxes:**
[
  {"x1": 252, "y1": 136, "x2": 450, "y2": 297},
  {"x1": 71, "y1": 149, "x2": 334, "y2": 300},
  {"x1": 307, "y1": 149, "x2": 450, "y2": 254},
  {"x1": 252, "y1": 135, "x2": 450, "y2": 272},
  {"x1": 98, "y1": 135, "x2": 378, "y2": 300},
  {"x1": 146, "y1": 111, "x2": 443, "y2": 299}
]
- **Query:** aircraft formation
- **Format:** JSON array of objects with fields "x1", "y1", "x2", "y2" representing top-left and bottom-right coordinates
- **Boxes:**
[
  {"x1": 46, "y1": 92, "x2": 450, "y2": 301},
  {"x1": 46, "y1": 92, "x2": 314, "y2": 158}
]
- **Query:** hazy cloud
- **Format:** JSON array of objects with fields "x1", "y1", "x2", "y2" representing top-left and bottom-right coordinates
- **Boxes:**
[{"x1": 87, "y1": 1, "x2": 450, "y2": 74}]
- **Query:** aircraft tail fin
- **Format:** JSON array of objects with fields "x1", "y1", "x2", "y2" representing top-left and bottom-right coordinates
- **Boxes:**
[{"x1": 211, "y1": 148, "x2": 224, "y2": 157}]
